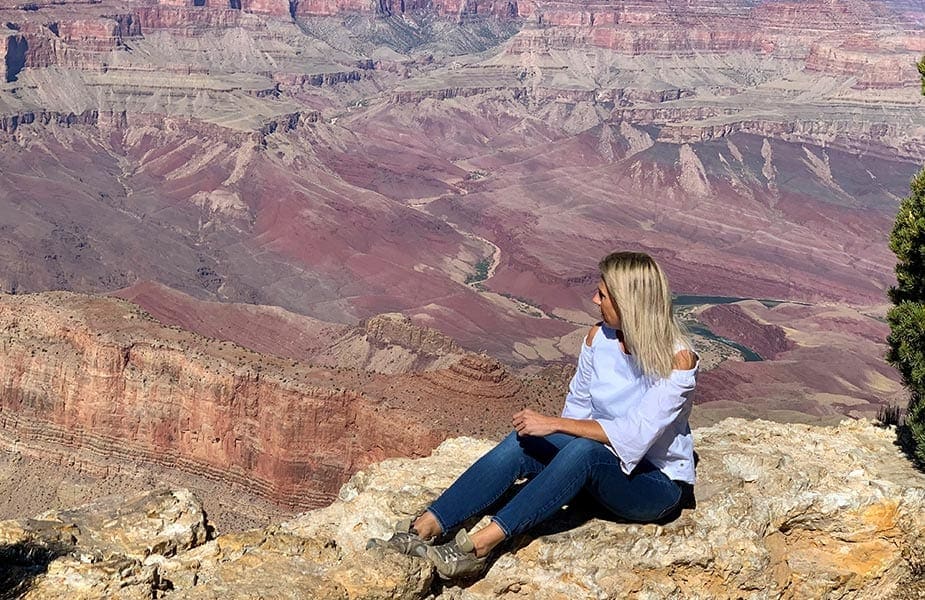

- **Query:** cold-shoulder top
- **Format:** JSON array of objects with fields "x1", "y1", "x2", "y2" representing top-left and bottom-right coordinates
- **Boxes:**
[{"x1": 560, "y1": 323, "x2": 697, "y2": 484}]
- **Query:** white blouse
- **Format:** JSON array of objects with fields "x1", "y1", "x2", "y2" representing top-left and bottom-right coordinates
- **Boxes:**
[{"x1": 560, "y1": 324, "x2": 697, "y2": 484}]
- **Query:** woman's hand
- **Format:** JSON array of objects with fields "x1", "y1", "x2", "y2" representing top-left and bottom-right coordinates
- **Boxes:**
[{"x1": 512, "y1": 409, "x2": 560, "y2": 437}]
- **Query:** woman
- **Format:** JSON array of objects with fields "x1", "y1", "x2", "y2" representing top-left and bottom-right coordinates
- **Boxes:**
[{"x1": 383, "y1": 251, "x2": 698, "y2": 579}]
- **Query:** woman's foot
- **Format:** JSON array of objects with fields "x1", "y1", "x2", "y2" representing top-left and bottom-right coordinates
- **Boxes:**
[
  {"x1": 379, "y1": 518, "x2": 427, "y2": 557},
  {"x1": 426, "y1": 529, "x2": 487, "y2": 579},
  {"x1": 376, "y1": 511, "x2": 443, "y2": 557},
  {"x1": 425, "y1": 522, "x2": 505, "y2": 579}
]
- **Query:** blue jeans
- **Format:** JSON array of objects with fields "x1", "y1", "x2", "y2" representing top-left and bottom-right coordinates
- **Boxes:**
[{"x1": 428, "y1": 431, "x2": 684, "y2": 538}]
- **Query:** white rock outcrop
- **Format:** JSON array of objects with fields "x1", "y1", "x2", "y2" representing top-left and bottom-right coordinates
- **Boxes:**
[{"x1": 2, "y1": 418, "x2": 924, "y2": 599}]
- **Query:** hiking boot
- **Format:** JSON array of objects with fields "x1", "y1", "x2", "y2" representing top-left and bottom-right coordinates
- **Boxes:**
[
  {"x1": 366, "y1": 518, "x2": 431, "y2": 558},
  {"x1": 425, "y1": 529, "x2": 487, "y2": 579}
]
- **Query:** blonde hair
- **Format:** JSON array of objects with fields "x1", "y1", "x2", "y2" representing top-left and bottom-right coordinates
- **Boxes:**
[{"x1": 598, "y1": 251, "x2": 688, "y2": 379}]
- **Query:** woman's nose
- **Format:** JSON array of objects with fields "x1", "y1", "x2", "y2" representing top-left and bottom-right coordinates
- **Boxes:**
[{"x1": 593, "y1": 293, "x2": 601, "y2": 306}]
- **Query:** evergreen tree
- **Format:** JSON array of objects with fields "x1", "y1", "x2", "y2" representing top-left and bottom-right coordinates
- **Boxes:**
[{"x1": 887, "y1": 56, "x2": 925, "y2": 465}]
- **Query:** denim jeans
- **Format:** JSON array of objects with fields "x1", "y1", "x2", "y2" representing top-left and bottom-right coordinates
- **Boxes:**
[{"x1": 428, "y1": 431, "x2": 684, "y2": 538}]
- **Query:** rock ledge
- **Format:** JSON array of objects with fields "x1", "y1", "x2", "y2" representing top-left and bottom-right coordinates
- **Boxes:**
[{"x1": 3, "y1": 418, "x2": 924, "y2": 599}]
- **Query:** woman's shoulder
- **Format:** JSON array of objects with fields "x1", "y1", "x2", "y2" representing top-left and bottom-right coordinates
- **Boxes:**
[
  {"x1": 584, "y1": 323, "x2": 601, "y2": 347},
  {"x1": 672, "y1": 348, "x2": 697, "y2": 371},
  {"x1": 584, "y1": 323, "x2": 631, "y2": 356}
]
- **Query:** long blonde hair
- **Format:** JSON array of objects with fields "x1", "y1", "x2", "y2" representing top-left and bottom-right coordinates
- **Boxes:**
[{"x1": 599, "y1": 251, "x2": 688, "y2": 379}]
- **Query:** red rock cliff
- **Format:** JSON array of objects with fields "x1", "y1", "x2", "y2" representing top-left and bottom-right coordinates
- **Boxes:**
[{"x1": 0, "y1": 291, "x2": 443, "y2": 510}]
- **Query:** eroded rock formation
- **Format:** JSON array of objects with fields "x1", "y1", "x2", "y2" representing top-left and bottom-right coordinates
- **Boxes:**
[
  {"x1": 4, "y1": 419, "x2": 924, "y2": 598},
  {"x1": 313, "y1": 312, "x2": 467, "y2": 374},
  {"x1": 0, "y1": 291, "x2": 445, "y2": 511},
  {"x1": 0, "y1": 290, "x2": 583, "y2": 529}
]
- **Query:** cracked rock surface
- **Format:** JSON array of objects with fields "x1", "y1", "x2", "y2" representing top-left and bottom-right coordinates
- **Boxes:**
[{"x1": 3, "y1": 419, "x2": 924, "y2": 599}]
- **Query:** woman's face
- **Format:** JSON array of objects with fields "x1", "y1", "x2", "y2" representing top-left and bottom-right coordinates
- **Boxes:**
[{"x1": 593, "y1": 279, "x2": 621, "y2": 329}]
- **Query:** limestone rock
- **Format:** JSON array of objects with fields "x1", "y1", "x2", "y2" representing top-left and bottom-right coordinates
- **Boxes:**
[
  {"x1": 38, "y1": 488, "x2": 208, "y2": 561},
  {"x1": 165, "y1": 529, "x2": 433, "y2": 600},
  {"x1": 0, "y1": 488, "x2": 207, "y2": 599},
  {"x1": 277, "y1": 419, "x2": 925, "y2": 599},
  {"x1": 4, "y1": 419, "x2": 925, "y2": 599}
]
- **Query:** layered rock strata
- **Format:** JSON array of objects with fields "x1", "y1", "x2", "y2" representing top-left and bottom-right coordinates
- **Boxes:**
[
  {"x1": 509, "y1": 0, "x2": 922, "y2": 90},
  {"x1": 313, "y1": 313, "x2": 468, "y2": 374},
  {"x1": 0, "y1": 291, "x2": 444, "y2": 510},
  {"x1": 0, "y1": 290, "x2": 577, "y2": 525},
  {"x1": 5, "y1": 418, "x2": 925, "y2": 598}
]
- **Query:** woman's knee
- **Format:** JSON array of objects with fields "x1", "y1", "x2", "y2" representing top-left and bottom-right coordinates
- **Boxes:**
[
  {"x1": 517, "y1": 432, "x2": 574, "y2": 463},
  {"x1": 553, "y1": 437, "x2": 608, "y2": 467},
  {"x1": 481, "y1": 431, "x2": 528, "y2": 465}
]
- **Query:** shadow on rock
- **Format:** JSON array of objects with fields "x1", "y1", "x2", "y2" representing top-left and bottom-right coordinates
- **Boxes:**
[
  {"x1": 0, "y1": 539, "x2": 74, "y2": 599},
  {"x1": 431, "y1": 490, "x2": 697, "y2": 593},
  {"x1": 894, "y1": 423, "x2": 925, "y2": 475}
]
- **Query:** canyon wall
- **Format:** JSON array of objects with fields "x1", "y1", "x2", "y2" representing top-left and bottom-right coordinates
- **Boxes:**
[
  {"x1": 0, "y1": 0, "x2": 919, "y2": 90},
  {"x1": 0, "y1": 291, "x2": 444, "y2": 510},
  {"x1": 0, "y1": 290, "x2": 564, "y2": 522}
]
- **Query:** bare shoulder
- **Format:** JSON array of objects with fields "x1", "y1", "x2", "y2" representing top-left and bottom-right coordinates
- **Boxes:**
[
  {"x1": 584, "y1": 324, "x2": 601, "y2": 347},
  {"x1": 672, "y1": 349, "x2": 698, "y2": 370}
]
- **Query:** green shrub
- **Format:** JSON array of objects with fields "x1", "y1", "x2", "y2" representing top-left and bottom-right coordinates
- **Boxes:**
[{"x1": 887, "y1": 56, "x2": 925, "y2": 464}]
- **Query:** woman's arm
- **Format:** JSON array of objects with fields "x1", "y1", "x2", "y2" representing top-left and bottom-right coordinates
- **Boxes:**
[
  {"x1": 596, "y1": 349, "x2": 698, "y2": 474},
  {"x1": 513, "y1": 349, "x2": 698, "y2": 445},
  {"x1": 560, "y1": 325, "x2": 599, "y2": 420},
  {"x1": 512, "y1": 409, "x2": 609, "y2": 442}
]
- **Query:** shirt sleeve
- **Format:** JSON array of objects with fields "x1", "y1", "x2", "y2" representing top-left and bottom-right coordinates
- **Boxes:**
[
  {"x1": 595, "y1": 362, "x2": 698, "y2": 475},
  {"x1": 561, "y1": 339, "x2": 595, "y2": 419}
]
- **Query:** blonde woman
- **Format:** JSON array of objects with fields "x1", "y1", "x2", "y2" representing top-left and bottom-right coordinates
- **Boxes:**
[{"x1": 382, "y1": 251, "x2": 698, "y2": 579}]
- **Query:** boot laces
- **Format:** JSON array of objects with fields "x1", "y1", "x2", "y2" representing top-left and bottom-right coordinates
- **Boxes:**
[{"x1": 431, "y1": 541, "x2": 470, "y2": 563}]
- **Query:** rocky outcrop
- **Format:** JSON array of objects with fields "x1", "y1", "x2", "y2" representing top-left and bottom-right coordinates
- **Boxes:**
[
  {"x1": 362, "y1": 313, "x2": 462, "y2": 355},
  {"x1": 0, "y1": 488, "x2": 207, "y2": 600},
  {"x1": 5, "y1": 419, "x2": 925, "y2": 598},
  {"x1": 0, "y1": 108, "x2": 119, "y2": 133},
  {"x1": 0, "y1": 14, "x2": 137, "y2": 73},
  {"x1": 273, "y1": 68, "x2": 365, "y2": 89},
  {"x1": 650, "y1": 118, "x2": 925, "y2": 162},
  {"x1": 697, "y1": 302, "x2": 794, "y2": 360},
  {"x1": 133, "y1": 5, "x2": 243, "y2": 30},
  {"x1": 0, "y1": 291, "x2": 444, "y2": 511},
  {"x1": 312, "y1": 313, "x2": 468, "y2": 374},
  {"x1": 805, "y1": 35, "x2": 924, "y2": 89},
  {"x1": 390, "y1": 85, "x2": 527, "y2": 104},
  {"x1": 314, "y1": 317, "x2": 467, "y2": 374},
  {"x1": 288, "y1": 419, "x2": 925, "y2": 599},
  {"x1": 412, "y1": 353, "x2": 520, "y2": 397},
  {"x1": 52, "y1": 15, "x2": 139, "y2": 50}
]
